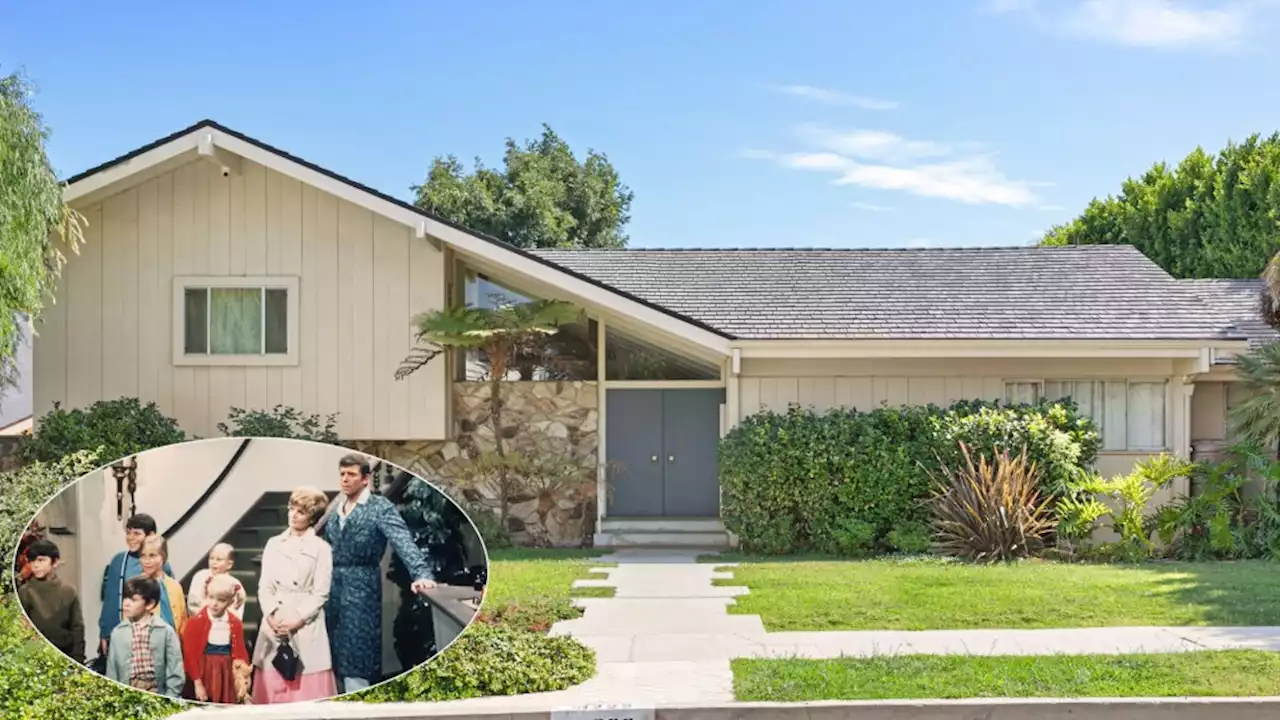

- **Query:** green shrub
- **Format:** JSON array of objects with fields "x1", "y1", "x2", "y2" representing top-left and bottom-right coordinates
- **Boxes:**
[
  {"x1": 1091, "y1": 454, "x2": 1195, "y2": 562},
  {"x1": 217, "y1": 404, "x2": 340, "y2": 443},
  {"x1": 3, "y1": 450, "x2": 102, "y2": 593},
  {"x1": 464, "y1": 501, "x2": 514, "y2": 551},
  {"x1": 822, "y1": 517, "x2": 877, "y2": 557},
  {"x1": 719, "y1": 398, "x2": 1097, "y2": 555},
  {"x1": 18, "y1": 398, "x2": 186, "y2": 464},
  {"x1": 939, "y1": 399, "x2": 1099, "y2": 497},
  {"x1": 350, "y1": 623, "x2": 595, "y2": 702},
  {"x1": 0, "y1": 596, "x2": 181, "y2": 719},
  {"x1": 929, "y1": 444, "x2": 1056, "y2": 563},
  {"x1": 887, "y1": 521, "x2": 932, "y2": 554}
]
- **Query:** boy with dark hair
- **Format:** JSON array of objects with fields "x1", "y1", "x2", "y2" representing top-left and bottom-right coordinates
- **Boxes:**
[
  {"x1": 97, "y1": 513, "x2": 173, "y2": 658},
  {"x1": 17, "y1": 538, "x2": 86, "y2": 664},
  {"x1": 105, "y1": 576, "x2": 184, "y2": 697}
]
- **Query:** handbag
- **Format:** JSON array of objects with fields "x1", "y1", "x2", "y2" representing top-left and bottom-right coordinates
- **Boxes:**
[{"x1": 271, "y1": 636, "x2": 302, "y2": 681}]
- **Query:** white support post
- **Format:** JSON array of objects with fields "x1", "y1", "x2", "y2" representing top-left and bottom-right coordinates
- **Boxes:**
[
  {"x1": 596, "y1": 317, "x2": 608, "y2": 529},
  {"x1": 1173, "y1": 377, "x2": 1197, "y2": 498},
  {"x1": 725, "y1": 349, "x2": 741, "y2": 434}
]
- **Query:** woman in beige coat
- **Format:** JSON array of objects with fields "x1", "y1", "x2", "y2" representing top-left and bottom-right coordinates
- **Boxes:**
[{"x1": 251, "y1": 486, "x2": 337, "y2": 703}]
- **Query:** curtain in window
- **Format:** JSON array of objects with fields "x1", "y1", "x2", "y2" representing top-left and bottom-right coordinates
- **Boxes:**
[
  {"x1": 1004, "y1": 382, "x2": 1041, "y2": 406},
  {"x1": 1126, "y1": 381, "x2": 1167, "y2": 451},
  {"x1": 209, "y1": 288, "x2": 262, "y2": 354},
  {"x1": 1045, "y1": 380, "x2": 1107, "y2": 440}
]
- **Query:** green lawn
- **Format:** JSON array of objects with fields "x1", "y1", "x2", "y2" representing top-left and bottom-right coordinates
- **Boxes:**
[
  {"x1": 481, "y1": 548, "x2": 614, "y2": 631},
  {"x1": 707, "y1": 554, "x2": 1280, "y2": 630},
  {"x1": 732, "y1": 652, "x2": 1280, "y2": 701}
]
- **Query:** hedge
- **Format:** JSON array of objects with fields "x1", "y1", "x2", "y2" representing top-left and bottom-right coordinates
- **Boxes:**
[{"x1": 719, "y1": 398, "x2": 1099, "y2": 555}]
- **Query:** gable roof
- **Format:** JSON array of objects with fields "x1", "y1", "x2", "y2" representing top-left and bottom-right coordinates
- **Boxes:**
[
  {"x1": 63, "y1": 120, "x2": 1246, "y2": 349},
  {"x1": 1181, "y1": 278, "x2": 1277, "y2": 362},
  {"x1": 60, "y1": 119, "x2": 733, "y2": 354},
  {"x1": 533, "y1": 245, "x2": 1244, "y2": 342}
]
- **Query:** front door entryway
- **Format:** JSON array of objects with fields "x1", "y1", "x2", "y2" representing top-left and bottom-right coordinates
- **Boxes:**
[{"x1": 606, "y1": 388, "x2": 723, "y2": 517}]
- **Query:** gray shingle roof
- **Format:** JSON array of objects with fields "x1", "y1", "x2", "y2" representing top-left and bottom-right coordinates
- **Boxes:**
[
  {"x1": 1181, "y1": 278, "x2": 1277, "y2": 362},
  {"x1": 531, "y1": 244, "x2": 1246, "y2": 341}
]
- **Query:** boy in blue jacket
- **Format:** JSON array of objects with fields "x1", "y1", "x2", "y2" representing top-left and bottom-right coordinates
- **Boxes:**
[{"x1": 97, "y1": 513, "x2": 172, "y2": 660}]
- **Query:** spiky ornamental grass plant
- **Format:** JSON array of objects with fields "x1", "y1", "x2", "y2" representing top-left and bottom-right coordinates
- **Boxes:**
[{"x1": 928, "y1": 443, "x2": 1056, "y2": 563}]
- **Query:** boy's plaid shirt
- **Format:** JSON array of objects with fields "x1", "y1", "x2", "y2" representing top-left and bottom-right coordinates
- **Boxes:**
[{"x1": 129, "y1": 615, "x2": 156, "y2": 681}]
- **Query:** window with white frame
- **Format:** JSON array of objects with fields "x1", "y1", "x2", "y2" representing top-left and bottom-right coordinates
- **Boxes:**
[
  {"x1": 1004, "y1": 379, "x2": 1167, "y2": 452},
  {"x1": 174, "y1": 276, "x2": 299, "y2": 365}
]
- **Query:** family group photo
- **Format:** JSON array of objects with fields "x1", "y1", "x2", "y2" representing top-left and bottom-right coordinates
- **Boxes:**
[{"x1": 11, "y1": 437, "x2": 488, "y2": 706}]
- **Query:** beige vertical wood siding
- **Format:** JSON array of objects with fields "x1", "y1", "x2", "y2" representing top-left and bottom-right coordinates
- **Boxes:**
[
  {"x1": 36, "y1": 159, "x2": 447, "y2": 440},
  {"x1": 735, "y1": 357, "x2": 1184, "y2": 480},
  {"x1": 1191, "y1": 381, "x2": 1228, "y2": 442}
]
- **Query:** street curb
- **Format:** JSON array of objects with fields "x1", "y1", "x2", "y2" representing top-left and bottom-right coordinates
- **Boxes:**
[{"x1": 171, "y1": 696, "x2": 1280, "y2": 720}]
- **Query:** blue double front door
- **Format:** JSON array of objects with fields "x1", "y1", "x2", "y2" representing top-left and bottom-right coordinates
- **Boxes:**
[{"x1": 605, "y1": 388, "x2": 723, "y2": 517}]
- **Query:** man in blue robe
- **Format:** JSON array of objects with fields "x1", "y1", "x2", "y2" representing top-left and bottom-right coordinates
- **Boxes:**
[
  {"x1": 95, "y1": 513, "x2": 173, "y2": 661},
  {"x1": 320, "y1": 454, "x2": 435, "y2": 693}
]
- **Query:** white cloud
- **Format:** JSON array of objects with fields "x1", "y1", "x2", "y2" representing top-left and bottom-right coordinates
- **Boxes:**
[
  {"x1": 770, "y1": 84, "x2": 900, "y2": 110},
  {"x1": 1067, "y1": 0, "x2": 1247, "y2": 48},
  {"x1": 983, "y1": 0, "x2": 1037, "y2": 12},
  {"x1": 796, "y1": 125, "x2": 950, "y2": 163},
  {"x1": 852, "y1": 202, "x2": 896, "y2": 212},
  {"x1": 995, "y1": 0, "x2": 1263, "y2": 50},
  {"x1": 751, "y1": 125, "x2": 1042, "y2": 207}
]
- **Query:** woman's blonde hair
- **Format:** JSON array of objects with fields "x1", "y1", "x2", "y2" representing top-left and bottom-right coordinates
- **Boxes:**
[
  {"x1": 207, "y1": 572, "x2": 240, "y2": 601},
  {"x1": 289, "y1": 486, "x2": 330, "y2": 527},
  {"x1": 141, "y1": 534, "x2": 169, "y2": 560}
]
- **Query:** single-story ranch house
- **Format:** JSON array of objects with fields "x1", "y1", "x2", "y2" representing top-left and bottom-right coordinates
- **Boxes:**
[{"x1": 30, "y1": 120, "x2": 1274, "y2": 548}]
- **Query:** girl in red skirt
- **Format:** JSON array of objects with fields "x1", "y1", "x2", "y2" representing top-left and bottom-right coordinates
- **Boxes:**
[{"x1": 183, "y1": 573, "x2": 250, "y2": 704}]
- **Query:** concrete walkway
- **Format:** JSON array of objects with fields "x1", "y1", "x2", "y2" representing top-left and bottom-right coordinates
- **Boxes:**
[{"x1": 172, "y1": 548, "x2": 1280, "y2": 718}]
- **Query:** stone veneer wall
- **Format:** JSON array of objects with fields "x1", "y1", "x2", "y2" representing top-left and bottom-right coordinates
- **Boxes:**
[
  {"x1": 352, "y1": 380, "x2": 599, "y2": 547},
  {"x1": 0, "y1": 435, "x2": 24, "y2": 473}
]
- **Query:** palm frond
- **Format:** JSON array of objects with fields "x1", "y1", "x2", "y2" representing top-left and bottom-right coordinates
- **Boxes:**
[
  {"x1": 395, "y1": 345, "x2": 445, "y2": 381},
  {"x1": 1229, "y1": 340, "x2": 1280, "y2": 449},
  {"x1": 410, "y1": 306, "x2": 495, "y2": 349}
]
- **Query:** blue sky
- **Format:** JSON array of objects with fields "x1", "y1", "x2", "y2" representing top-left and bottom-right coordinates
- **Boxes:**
[{"x1": 3, "y1": 0, "x2": 1279, "y2": 249}]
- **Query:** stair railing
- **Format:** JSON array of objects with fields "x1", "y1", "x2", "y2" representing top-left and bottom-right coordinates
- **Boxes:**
[{"x1": 162, "y1": 438, "x2": 254, "y2": 539}]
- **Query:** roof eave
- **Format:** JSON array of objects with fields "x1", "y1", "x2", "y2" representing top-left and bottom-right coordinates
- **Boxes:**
[{"x1": 731, "y1": 337, "x2": 1249, "y2": 360}]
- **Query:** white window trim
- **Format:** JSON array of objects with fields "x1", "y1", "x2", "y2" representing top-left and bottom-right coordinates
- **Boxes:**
[
  {"x1": 1001, "y1": 377, "x2": 1171, "y2": 453},
  {"x1": 172, "y1": 275, "x2": 300, "y2": 367}
]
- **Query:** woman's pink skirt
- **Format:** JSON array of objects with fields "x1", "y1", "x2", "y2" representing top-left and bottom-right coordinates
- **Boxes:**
[{"x1": 251, "y1": 666, "x2": 338, "y2": 704}]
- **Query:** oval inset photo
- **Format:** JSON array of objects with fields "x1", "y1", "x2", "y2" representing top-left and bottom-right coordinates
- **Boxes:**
[{"x1": 11, "y1": 437, "x2": 489, "y2": 705}]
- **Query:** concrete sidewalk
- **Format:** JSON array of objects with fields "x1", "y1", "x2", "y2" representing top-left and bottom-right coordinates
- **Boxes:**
[{"x1": 170, "y1": 548, "x2": 1280, "y2": 718}]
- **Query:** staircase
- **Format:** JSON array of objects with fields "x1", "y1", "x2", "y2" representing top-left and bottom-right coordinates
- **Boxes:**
[
  {"x1": 179, "y1": 490, "x2": 338, "y2": 652},
  {"x1": 593, "y1": 517, "x2": 734, "y2": 549}
]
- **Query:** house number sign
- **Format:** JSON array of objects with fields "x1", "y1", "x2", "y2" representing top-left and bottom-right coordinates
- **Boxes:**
[{"x1": 551, "y1": 703, "x2": 654, "y2": 720}]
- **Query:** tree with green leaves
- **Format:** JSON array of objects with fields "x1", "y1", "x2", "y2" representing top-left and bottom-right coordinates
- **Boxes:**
[
  {"x1": 412, "y1": 124, "x2": 633, "y2": 249},
  {"x1": 1040, "y1": 132, "x2": 1280, "y2": 279},
  {"x1": 398, "y1": 299, "x2": 582, "y2": 457},
  {"x1": 396, "y1": 298, "x2": 590, "y2": 539},
  {"x1": 0, "y1": 71, "x2": 84, "y2": 398}
]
